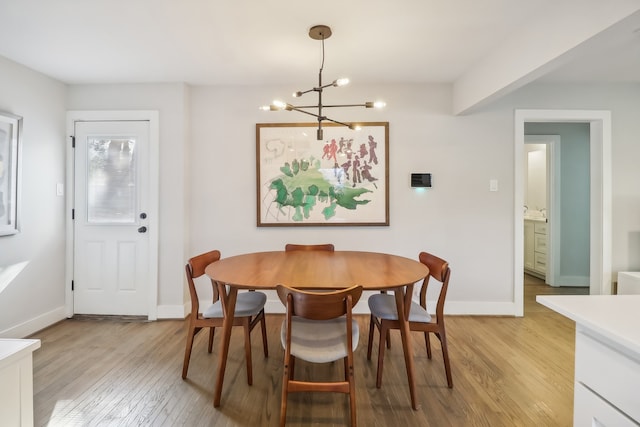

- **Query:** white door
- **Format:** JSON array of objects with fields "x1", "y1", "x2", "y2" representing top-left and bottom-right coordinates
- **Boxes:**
[{"x1": 73, "y1": 120, "x2": 151, "y2": 316}]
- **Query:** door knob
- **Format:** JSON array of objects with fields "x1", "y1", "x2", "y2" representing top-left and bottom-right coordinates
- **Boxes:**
[
  {"x1": 140, "y1": 213, "x2": 147, "y2": 219},
  {"x1": 138, "y1": 226, "x2": 147, "y2": 233}
]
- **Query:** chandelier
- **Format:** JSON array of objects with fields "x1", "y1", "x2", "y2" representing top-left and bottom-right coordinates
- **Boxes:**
[{"x1": 261, "y1": 25, "x2": 385, "y2": 140}]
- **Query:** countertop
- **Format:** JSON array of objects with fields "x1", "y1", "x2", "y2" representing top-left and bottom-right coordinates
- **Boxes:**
[
  {"x1": 536, "y1": 295, "x2": 640, "y2": 356},
  {"x1": 524, "y1": 216, "x2": 547, "y2": 222},
  {"x1": 0, "y1": 339, "x2": 41, "y2": 369}
]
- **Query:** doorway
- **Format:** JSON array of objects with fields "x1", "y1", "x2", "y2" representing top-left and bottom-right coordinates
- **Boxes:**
[
  {"x1": 65, "y1": 111, "x2": 160, "y2": 319},
  {"x1": 514, "y1": 109, "x2": 612, "y2": 317},
  {"x1": 523, "y1": 135, "x2": 559, "y2": 286}
]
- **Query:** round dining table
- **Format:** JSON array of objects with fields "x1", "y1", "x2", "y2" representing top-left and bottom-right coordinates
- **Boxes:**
[{"x1": 205, "y1": 250, "x2": 429, "y2": 410}]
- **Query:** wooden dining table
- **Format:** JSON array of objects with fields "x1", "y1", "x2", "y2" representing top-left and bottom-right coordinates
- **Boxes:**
[{"x1": 204, "y1": 250, "x2": 429, "y2": 410}]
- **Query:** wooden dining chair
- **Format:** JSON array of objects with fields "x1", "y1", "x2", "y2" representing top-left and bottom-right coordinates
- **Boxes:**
[
  {"x1": 284, "y1": 243, "x2": 335, "y2": 252},
  {"x1": 366, "y1": 251, "x2": 453, "y2": 388},
  {"x1": 182, "y1": 250, "x2": 268, "y2": 383},
  {"x1": 276, "y1": 284, "x2": 363, "y2": 427}
]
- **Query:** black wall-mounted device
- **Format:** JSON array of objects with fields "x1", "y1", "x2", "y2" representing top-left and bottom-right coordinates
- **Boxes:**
[{"x1": 410, "y1": 173, "x2": 432, "y2": 188}]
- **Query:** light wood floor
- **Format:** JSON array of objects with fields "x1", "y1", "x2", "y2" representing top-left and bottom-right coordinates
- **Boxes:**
[{"x1": 30, "y1": 277, "x2": 587, "y2": 426}]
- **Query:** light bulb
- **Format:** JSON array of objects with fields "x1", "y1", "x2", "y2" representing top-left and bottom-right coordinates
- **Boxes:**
[
  {"x1": 373, "y1": 101, "x2": 386, "y2": 109},
  {"x1": 335, "y1": 78, "x2": 349, "y2": 87},
  {"x1": 272, "y1": 100, "x2": 287, "y2": 109}
]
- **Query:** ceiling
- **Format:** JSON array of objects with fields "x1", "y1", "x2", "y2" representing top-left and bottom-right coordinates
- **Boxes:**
[{"x1": 0, "y1": 1, "x2": 638, "y2": 93}]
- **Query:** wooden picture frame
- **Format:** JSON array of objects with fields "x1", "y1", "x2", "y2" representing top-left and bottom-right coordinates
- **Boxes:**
[
  {"x1": 256, "y1": 122, "x2": 389, "y2": 226},
  {"x1": 0, "y1": 111, "x2": 22, "y2": 236}
]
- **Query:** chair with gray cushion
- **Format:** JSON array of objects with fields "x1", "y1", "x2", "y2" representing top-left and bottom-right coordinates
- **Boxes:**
[
  {"x1": 277, "y1": 284, "x2": 362, "y2": 427},
  {"x1": 182, "y1": 250, "x2": 268, "y2": 383},
  {"x1": 367, "y1": 251, "x2": 453, "y2": 388}
]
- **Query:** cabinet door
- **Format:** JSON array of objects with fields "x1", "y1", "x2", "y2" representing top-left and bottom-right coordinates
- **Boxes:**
[
  {"x1": 534, "y1": 233, "x2": 547, "y2": 254},
  {"x1": 574, "y1": 383, "x2": 637, "y2": 426},
  {"x1": 534, "y1": 252, "x2": 547, "y2": 273},
  {"x1": 524, "y1": 221, "x2": 535, "y2": 270}
]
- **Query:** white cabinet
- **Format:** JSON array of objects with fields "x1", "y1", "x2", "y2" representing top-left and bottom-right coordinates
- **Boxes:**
[
  {"x1": 536, "y1": 295, "x2": 640, "y2": 427},
  {"x1": 524, "y1": 219, "x2": 546, "y2": 279},
  {"x1": 617, "y1": 272, "x2": 640, "y2": 294},
  {"x1": 574, "y1": 329, "x2": 640, "y2": 425},
  {"x1": 0, "y1": 339, "x2": 41, "y2": 427}
]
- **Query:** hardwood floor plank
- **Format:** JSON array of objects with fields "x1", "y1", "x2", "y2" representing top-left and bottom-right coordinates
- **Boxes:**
[{"x1": 30, "y1": 278, "x2": 584, "y2": 426}]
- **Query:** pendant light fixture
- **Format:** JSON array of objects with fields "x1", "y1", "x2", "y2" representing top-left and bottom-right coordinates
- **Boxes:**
[{"x1": 260, "y1": 25, "x2": 385, "y2": 140}]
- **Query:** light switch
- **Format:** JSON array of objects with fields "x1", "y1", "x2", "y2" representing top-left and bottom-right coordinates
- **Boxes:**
[
  {"x1": 56, "y1": 183, "x2": 64, "y2": 196},
  {"x1": 489, "y1": 179, "x2": 498, "y2": 192}
]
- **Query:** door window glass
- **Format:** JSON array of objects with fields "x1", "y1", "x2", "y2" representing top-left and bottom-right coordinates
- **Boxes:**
[{"x1": 86, "y1": 137, "x2": 137, "y2": 223}]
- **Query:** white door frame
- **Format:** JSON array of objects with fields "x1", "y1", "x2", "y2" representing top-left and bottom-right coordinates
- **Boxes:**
[
  {"x1": 514, "y1": 109, "x2": 612, "y2": 316},
  {"x1": 65, "y1": 110, "x2": 160, "y2": 320}
]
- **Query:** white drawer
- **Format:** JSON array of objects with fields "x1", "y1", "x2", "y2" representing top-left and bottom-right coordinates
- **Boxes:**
[
  {"x1": 534, "y1": 234, "x2": 547, "y2": 253},
  {"x1": 574, "y1": 382, "x2": 638, "y2": 426},
  {"x1": 534, "y1": 252, "x2": 546, "y2": 273},
  {"x1": 534, "y1": 221, "x2": 547, "y2": 235},
  {"x1": 575, "y1": 330, "x2": 640, "y2": 422}
]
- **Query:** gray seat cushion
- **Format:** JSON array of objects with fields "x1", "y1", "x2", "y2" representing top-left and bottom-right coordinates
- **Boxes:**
[
  {"x1": 368, "y1": 293, "x2": 432, "y2": 323},
  {"x1": 203, "y1": 291, "x2": 267, "y2": 318},
  {"x1": 280, "y1": 316, "x2": 359, "y2": 364}
]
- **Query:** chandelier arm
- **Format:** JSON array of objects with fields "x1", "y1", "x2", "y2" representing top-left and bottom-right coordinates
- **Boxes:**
[
  {"x1": 295, "y1": 88, "x2": 315, "y2": 96},
  {"x1": 291, "y1": 104, "x2": 366, "y2": 109},
  {"x1": 320, "y1": 104, "x2": 369, "y2": 108},
  {"x1": 288, "y1": 106, "x2": 322, "y2": 119},
  {"x1": 322, "y1": 117, "x2": 354, "y2": 128}
]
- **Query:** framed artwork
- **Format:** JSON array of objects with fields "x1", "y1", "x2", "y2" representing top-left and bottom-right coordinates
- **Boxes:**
[
  {"x1": 0, "y1": 111, "x2": 22, "y2": 236},
  {"x1": 256, "y1": 122, "x2": 389, "y2": 226}
]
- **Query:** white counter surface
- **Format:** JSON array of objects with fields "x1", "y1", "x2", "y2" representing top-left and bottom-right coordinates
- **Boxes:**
[
  {"x1": 536, "y1": 295, "x2": 640, "y2": 357},
  {"x1": 524, "y1": 217, "x2": 547, "y2": 222},
  {"x1": 0, "y1": 338, "x2": 41, "y2": 368}
]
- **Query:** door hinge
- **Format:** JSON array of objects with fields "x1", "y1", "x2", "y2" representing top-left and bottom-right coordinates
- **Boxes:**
[
  {"x1": 72, "y1": 209, "x2": 75, "y2": 220},
  {"x1": 71, "y1": 135, "x2": 75, "y2": 148},
  {"x1": 71, "y1": 280, "x2": 74, "y2": 291}
]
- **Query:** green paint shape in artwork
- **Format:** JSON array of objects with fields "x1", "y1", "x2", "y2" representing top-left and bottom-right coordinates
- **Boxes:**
[
  {"x1": 270, "y1": 158, "x2": 375, "y2": 221},
  {"x1": 292, "y1": 206, "x2": 303, "y2": 221},
  {"x1": 322, "y1": 203, "x2": 337, "y2": 220},
  {"x1": 329, "y1": 186, "x2": 371, "y2": 210}
]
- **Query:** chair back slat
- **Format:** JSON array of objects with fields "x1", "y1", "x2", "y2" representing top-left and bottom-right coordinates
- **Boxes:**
[
  {"x1": 418, "y1": 251, "x2": 451, "y2": 319},
  {"x1": 186, "y1": 250, "x2": 222, "y2": 315},
  {"x1": 188, "y1": 250, "x2": 221, "y2": 278},
  {"x1": 419, "y1": 251, "x2": 448, "y2": 283},
  {"x1": 285, "y1": 243, "x2": 335, "y2": 252},
  {"x1": 276, "y1": 285, "x2": 362, "y2": 320}
]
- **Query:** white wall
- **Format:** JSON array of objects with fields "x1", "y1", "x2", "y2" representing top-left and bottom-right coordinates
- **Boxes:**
[
  {"x1": 0, "y1": 56, "x2": 67, "y2": 337},
  {"x1": 499, "y1": 82, "x2": 640, "y2": 277},
  {"x1": 3, "y1": 55, "x2": 640, "y2": 335},
  {"x1": 66, "y1": 83, "x2": 190, "y2": 316},
  {"x1": 66, "y1": 80, "x2": 640, "y2": 317},
  {"x1": 189, "y1": 83, "x2": 516, "y2": 314}
]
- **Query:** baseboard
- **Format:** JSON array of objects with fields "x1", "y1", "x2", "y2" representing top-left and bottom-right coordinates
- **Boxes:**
[
  {"x1": 555, "y1": 276, "x2": 590, "y2": 287},
  {"x1": 0, "y1": 306, "x2": 67, "y2": 338},
  {"x1": 441, "y1": 301, "x2": 518, "y2": 316},
  {"x1": 157, "y1": 304, "x2": 189, "y2": 319},
  {"x1": 0, "y1": 299, "x2": 519, "y2": 335}
]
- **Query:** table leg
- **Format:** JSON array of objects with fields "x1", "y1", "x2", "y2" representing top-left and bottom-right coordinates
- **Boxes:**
[
  {"x1": 213, "y1": 285, "x2": 238, "y2": 407},
  {"x1": 394, "y1": 284, "x2": 419, "y2": 410}
]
